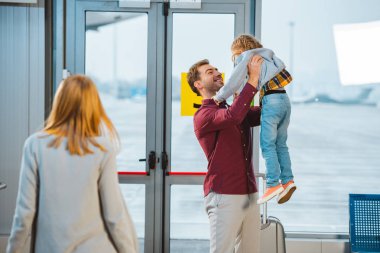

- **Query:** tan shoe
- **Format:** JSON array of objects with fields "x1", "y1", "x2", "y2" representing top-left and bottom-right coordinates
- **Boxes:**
[
  {"x1": 277, "y1": 180, "x2": 296, "y2": 204},
  {"x1": 257, "y1": 184, "x2": 284, "y2": 205}
]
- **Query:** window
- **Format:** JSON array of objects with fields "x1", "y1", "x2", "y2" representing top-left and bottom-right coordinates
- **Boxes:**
[
  {"x1": 261, "y1": 0, "x2": 380, "y2": 233},
  {"x1": 86, "y1": 12, "x2": 148, "y2": 172}
]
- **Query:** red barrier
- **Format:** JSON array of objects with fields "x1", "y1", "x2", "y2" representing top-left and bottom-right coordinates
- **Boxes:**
[
  {"x1": 118, "y1": 171, "x2": 148, "y2": 175},
  {"x1": 167, "y1": 172, "x2": 206, "y2": 176}
]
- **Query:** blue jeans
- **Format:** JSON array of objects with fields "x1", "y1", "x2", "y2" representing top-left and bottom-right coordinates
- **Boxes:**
[{"x1": 260, "y1": 93, "x2": 294, "y2": 187}]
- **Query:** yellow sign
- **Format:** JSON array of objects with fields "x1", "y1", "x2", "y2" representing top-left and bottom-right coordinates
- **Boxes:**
[
  {"x1": 180, "y1": 72, "x2": 224, "y2": 116},
  {"x1": 180, "y1": 73, "x2": 202, "y2": 116}
]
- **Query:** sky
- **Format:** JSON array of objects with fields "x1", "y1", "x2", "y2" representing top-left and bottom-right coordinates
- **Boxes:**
[
  {"x1": 85, "y1": 0, "x2": 380, "y2": 100},
  {"x1": 86, "y1": 12, "x2": 235, "y2": 84},
  {"x1": 261, "y1": 0, "x2": 380, "y2": 98}
]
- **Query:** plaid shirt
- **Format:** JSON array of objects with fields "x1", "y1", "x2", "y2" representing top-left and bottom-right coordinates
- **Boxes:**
[{"x1": 259, "y1": 69, "x2": 293, "y2": 102}]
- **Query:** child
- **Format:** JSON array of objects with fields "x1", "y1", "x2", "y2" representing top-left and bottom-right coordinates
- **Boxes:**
[{"x1": 214, "y1": 34, "x2": 296, "y2": 205}]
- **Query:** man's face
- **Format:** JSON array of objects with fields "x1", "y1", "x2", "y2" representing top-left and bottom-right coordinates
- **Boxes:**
[{"x1": 196, "y1": 64, "x2": 224, "y2": 95}]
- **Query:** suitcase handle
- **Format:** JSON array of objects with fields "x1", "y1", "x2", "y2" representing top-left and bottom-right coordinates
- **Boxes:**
[
  {"x1": 256, "y1": 173, "x2": 287, "y2": 252},
  {"x1": 0, "y1": 182, "x2": 6, "y2": 191},
  {"x1": 255, "y1": 173, "x2": 268, "y2": 225}
]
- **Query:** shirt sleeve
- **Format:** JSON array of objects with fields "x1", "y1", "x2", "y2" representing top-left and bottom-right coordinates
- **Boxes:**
[
  {"x1": 195, "y1": 83, "x2": 258, "y2": 135},
  {"x1": 245, "y1": 106, "x2": 261, "y2": 127},
  {"x1": 214, "y1": 60, "x2": 249, "y2": 102},
  {"x1": 98, "y1": 147, "x2": 139, "y2": 253},
  {"x1": 7, "y1": 138, "x2": 38, "y2": 253}
]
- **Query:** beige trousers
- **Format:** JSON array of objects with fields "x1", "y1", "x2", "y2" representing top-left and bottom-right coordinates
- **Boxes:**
[{"x1": 204, "y1": 192, "x2": 261, "y2": 253}]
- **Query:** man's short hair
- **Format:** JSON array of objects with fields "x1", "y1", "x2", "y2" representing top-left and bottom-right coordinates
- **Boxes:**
[{"x1": 187, "y1": 59, "x2": 209, "y2": 96}]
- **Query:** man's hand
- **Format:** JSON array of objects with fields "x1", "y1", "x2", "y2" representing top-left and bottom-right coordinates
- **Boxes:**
[{"x1": 247, "y1": 55, "x2": 263, "y2": 88}]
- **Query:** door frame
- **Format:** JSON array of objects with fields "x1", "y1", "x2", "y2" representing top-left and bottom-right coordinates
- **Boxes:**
[
  {"x1": 65, "y1": 2, "x2": 160, "y2": 252},
  {"x1": 163, "y1": 1, "x2": 254, "y2": 252},
  {"x1": 53, "y1": 1, "x2": 257, "y2": 253}
]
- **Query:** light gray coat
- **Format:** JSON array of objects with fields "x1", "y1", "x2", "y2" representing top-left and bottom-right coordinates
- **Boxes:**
[
  {"x1": 214, "y1": 48, "x2": 285, "y2": 102},
  {"x1": 6, "y1": 132, "x2": 138, "y2": 253}
]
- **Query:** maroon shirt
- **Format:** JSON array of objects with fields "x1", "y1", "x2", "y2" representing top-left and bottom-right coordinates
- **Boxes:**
[{"x1": 194, "y1": 83, "x2": 261, "y2": 196}]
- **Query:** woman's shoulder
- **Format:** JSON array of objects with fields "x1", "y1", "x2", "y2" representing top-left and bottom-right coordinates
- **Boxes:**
[
  {"x1": 94, "y1": 136, "x2": 119, "y2": 153},
  {"x1": 93, "y1": 135, "x2": 111, "y2": 146},
  {"x1": 19, "y1": 132, "x2": 51, "y2": 156},
  {"x1": 24, "y1": 131, "x2": 50, "y2": 146},
  {"x1": 24, "y1": 132, "x2": 117, "y2": 154}
]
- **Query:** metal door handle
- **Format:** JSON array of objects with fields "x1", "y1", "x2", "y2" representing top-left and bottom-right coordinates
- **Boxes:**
[
  {"x1": 148, "y1": 151, "x2": 156, "y2": 170},
  {"x1": 139, "y1": 151, "x2": 156, "y2": 170}
]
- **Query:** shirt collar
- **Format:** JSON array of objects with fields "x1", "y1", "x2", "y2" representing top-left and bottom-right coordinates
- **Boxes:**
[{"x1": 202, "y1": 99, "x2": 228, "y2": 108}]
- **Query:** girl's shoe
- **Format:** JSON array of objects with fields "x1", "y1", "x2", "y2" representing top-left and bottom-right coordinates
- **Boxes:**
[
  {"x1": 257, "y1": 184, "x2": 284, "y2": 205},
  {"x1": 277, "y1": 180, "x2": 296, "y2": 204}
]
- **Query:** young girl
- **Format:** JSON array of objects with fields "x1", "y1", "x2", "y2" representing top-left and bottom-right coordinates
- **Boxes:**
[
  {"x1": 214, "y1": 34, "x2": 296, "y2": 205},
  {"x1": 7, "y1": 75, "x2": 138, "y2": 253}
]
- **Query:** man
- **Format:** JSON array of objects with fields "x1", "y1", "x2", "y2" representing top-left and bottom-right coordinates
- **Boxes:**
[{"x1": 187, "y1": 55, "x2": 263, "y2": 253}]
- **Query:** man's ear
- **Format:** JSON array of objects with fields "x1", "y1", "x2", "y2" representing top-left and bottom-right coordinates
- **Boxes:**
[{"x1": 194, "y1": 80, "x2": 202, "y2": 91}]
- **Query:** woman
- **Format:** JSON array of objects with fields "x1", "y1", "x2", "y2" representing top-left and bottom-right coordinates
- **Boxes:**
[{"x1": 7, "y1": 75, "x2": 138, "y2": 253}]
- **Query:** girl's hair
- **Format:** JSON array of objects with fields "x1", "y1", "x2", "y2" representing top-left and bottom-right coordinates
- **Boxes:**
[
  {"x1": 231, "y1": 34, "x2": 263, "y2": 52},
  {"x1": 44, "y1": 75, "x2": 119, "y2": 156}
]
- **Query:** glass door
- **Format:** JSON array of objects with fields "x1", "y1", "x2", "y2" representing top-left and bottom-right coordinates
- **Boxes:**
[
  {"x1": 62, "y1": 1, "x2": 253, "y2": 252},
  {"x1": 164, "y1": 2, "x2": 252, "y2": 252},
  {"x1": 65, "y1": 2, "x2": 159, "y2": 252}
]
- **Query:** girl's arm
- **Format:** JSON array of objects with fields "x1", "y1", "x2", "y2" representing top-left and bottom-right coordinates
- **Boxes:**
[{"x1": 213, "y1": 52, "x2": 253, "y2": 102}]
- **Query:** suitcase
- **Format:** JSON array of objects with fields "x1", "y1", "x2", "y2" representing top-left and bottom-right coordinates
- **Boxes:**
[{"x1": 256, "y1": 173, "x2": 287, "y2": 253}]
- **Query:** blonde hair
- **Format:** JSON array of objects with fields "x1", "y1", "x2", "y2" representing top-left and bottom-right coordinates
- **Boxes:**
[
  {"x1": 231, "y1": 34, "x2": 263, "y2": 52},
  {"x1": 44, "y1": 75, "x2": 119, "y2": 156}
]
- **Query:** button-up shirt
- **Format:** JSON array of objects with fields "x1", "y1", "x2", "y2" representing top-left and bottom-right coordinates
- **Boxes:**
[{"x1": 193, "y1": 83, "x2": 261, "y2": 196}]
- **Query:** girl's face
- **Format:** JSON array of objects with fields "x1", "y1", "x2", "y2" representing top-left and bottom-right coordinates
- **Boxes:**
[{"x1": 231, "y1": 48, "x2": 244, "y2": 66}]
